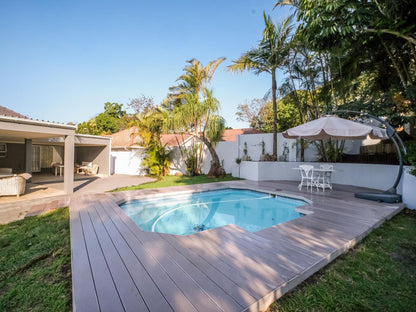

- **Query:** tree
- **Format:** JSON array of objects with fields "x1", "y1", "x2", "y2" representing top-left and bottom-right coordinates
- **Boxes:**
[
  {"x1": 76, "y1": 102, "x2": 127, "y2": 135},
  {"x1": 228, "y1": 13, "x2": 293, "y2": 159},
  {"x1": 136, "y1": 109, "x2": 171, "y2": 176},
  {"x1": 236, "y1": 97, "x2": 300, "y2": 132},
  {"x1": 128, "y1": 95, "x2": 155, "y2": 115},
  {"x1": 235, "y1": 98, "x2": 268, "y2": 130},
  {"x1": 165, "y1": 58, "x2": 226, "y2": 177},
  {"x1": 293, "y1": 0, "x2": 416, "y2": 124}
]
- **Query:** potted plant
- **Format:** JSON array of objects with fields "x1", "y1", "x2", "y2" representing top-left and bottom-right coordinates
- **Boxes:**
[
  {"x1": 241, "y1": 142, "x2": 251, "y2": 161},
  {"x1": 260, "y1": 140, "x2": 266, "y2": 161},
  {"x1": 235, "y1": 158, "x2": 242, "y2": 177},
  {"x1": 403, "y1": 142, "x2": 416, "y2": 209}
]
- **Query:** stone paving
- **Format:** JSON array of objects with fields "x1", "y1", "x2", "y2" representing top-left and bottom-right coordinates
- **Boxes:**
[{"x1": 0, "y1": 174, "x2": 155, "y2": 224}]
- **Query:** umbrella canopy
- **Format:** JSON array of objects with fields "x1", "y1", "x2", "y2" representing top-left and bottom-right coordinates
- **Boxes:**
[{"x1": 282, "y1": 115, "x2": 387, "y2": 140}]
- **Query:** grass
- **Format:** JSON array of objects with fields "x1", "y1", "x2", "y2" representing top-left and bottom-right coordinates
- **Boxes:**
[
  {"x1": 268, "y1": 209, "x2": 416, "y2": 312},
  {"x1": 0, "y1": 208, "x2": 71, "y2": 312},
  {"x1": 112, "y1": 174, "x2": 241, "y2": 191}
]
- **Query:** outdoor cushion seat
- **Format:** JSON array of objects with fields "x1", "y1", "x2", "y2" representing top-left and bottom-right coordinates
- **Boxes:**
[
  {"x1": 84, "y1": 163, "x2": 99, "y2": 175},
  {"x1": 0, "y1": 173, "x2": 32, "y2": 197}
]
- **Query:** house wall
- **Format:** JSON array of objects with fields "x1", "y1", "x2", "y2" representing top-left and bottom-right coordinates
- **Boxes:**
[
  {"x1": 76, "y1": 146, "x2": 110, "y2": 175},
  {"x1": 0, "y1": 143, "x2": 25, "y2": 173},
  {"x1": 111, "y1": 149, "x2": 146, "y2": 175},
  {"x1": 168, "y1": 141, "x2": 237, "y2": 175}
]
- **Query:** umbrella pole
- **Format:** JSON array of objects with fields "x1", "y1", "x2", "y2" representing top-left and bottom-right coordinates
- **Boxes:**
[{"x1": 332, "y1": 110, "x2": 405, "y2": 203}]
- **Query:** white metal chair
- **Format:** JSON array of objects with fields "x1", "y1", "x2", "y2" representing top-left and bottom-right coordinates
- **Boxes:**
[
  {"x1": 298, "y1": 165, "x2": 315, "y2": 191},
  {"x1": 315, "y1": 164, "x2": 333, "y2": 191}
]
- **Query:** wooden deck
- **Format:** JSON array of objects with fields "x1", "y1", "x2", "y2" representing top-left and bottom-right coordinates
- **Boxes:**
[{"x1": 69, "y1": 180, "x2": 404, "y2": 312}]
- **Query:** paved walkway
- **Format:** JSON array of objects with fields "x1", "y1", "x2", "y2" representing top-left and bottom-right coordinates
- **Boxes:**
[
  {"x1": 70, "y1": 180, "x2": 404, "y2": 312},
  {"x1": 0, "y1": 174, "x2": 155, "y2": 224}
]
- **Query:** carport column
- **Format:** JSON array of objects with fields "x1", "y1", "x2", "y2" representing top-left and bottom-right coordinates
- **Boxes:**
[
  {"x1": 25, "y1": 139, "x2": 33, "y2": 174},
  {"x1": 64, "y1": 135, "x2": 75, "y2": 194}
]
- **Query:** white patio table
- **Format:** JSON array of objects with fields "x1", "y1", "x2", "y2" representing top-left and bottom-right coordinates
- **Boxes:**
[{"x1": 293, "y1": 167, "x2": 335, "y2": 192}]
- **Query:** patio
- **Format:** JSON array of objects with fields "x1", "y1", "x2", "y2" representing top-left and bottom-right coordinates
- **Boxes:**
[
  {"x1": 0, "y1": 174, "x2": 155, "y2": 224},
  {"x1": 70, "y1": 180, "x2": 404, "y2": 312}
]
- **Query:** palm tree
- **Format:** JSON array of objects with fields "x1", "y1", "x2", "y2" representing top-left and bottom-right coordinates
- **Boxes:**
[
  {"x1": 166, "y1": 58, "x2": 225, "y2": 109},
  {"x1": 166, "y1": 58, "x2": 226, "y2": 177},
  {"x1": 228, "y1": 13, "x2": 293, "y2": 158}
]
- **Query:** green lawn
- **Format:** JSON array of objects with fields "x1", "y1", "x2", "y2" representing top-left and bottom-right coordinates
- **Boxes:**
[
  {"x1": 112, "y1": 174, "x2": 241, "y2": 191},
  {"x1": 269, "y1": 209, "x2": 416, "y2": 311},
  {"x1": 0, "y1": 208, "x2": 71, "y2": 312}
]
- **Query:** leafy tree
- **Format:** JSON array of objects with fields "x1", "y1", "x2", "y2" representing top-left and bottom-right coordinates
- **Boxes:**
[
  {"x1": 76, "y1": 102, "x2": 127, "y2": 135},
  {"x1": 138, "y1": 110, "x2": 171, "y2": 176},
  {"x1": 236, "y1": 97, "x2": 300, "y2": 132},
  {"x1": 228, "y1": 13, "x2": 294, "y2": 159},
  {"x1": 235, "y1": 98, "x2": 268, "y2": 130},
  {"x1": 294, "y1": 0, "x2": 416, "y2": 122},
  {"x1": 165, "y1": 58, "x2": 226, "y2": 177}
]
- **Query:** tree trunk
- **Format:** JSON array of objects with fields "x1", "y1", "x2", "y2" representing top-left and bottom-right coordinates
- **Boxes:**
[
  {"x1": 272, "y1": 70, "x2": 277, "y2": 159},
  {"x1": 200, "y1": 136, "x2": 226, "y2": 178}
]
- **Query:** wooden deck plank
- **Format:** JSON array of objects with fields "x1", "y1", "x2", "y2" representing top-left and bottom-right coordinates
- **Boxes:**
[
  {"x1": 97, "y1": 198, "x2": 202, "y2": 312},
  {"x1": 160, "y1": 235, "x2": 256, "y2": 311},
  {"x1": 86, "y1": 198, "x2": 151, "y2": 312},
  {"x1": 107, "y1": 196, "x2": 249, "y2": 312},
  {"x1": 218, "y1": 225, "x2": 320, "y2": 272},
  {"x1": 175, "y1": 228, "x2": 285, "y2": 293},
  {"x1": 92, "y1": 198, "x2": 177, "y2": 312},
  {"x1": 69, "y1": 197, "x2": 100, "y2": 312},
  {"x1": 161, "y1": 231, "x2": 272, "y2": 300},
  {"x1": 78, "y1": 200, "x2": 125, "y2": 312}
]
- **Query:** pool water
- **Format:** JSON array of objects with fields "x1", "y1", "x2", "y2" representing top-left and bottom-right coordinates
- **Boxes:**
[{"x1": 120, "y1": 189, "x2": 305, "y2": 235}]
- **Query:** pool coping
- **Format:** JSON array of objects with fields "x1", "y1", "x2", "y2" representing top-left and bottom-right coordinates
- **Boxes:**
[{"x1": 70, "y1": 180, "x2": 404, "y2": 312}]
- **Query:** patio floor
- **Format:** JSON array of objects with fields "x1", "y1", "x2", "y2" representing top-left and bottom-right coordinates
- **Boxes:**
[
  {"x1": 0, "y1": 174, "x2": 155, "y2": 224},
  {"x1": 70, "y1": 180, "x2": 404, "y2": 312}
]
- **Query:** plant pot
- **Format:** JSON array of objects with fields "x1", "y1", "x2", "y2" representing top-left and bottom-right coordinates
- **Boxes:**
[{"x1": 403, "y1": 170, "x2": 416, "y2": 209}]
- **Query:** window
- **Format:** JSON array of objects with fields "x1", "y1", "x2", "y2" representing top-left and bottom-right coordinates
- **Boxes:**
[{"x1": 0, "y1": 143, "x2": 6, "y2": 158}]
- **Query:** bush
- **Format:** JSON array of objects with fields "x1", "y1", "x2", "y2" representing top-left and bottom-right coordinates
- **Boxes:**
[{"x1": 405, "y1": 141, "x2": 416, "y2": 176}]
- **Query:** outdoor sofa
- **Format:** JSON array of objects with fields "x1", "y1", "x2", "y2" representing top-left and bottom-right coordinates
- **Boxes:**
[{"x1": 0, "y1": 173, "x2": 32, "y2": 197}]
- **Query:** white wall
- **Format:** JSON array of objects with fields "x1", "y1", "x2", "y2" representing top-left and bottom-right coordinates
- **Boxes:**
[
  {"x1": 111, "y1": 149, "x2": 146, "y2": 175},
  {"x1": 236, "y1": 161, "x2": 405, "y2": 193},
  {"x1": 169, "y1": 141, "x2": 237, "y2": 175},
  {"x1": 237, "y1": 133, "x2": 297, "y2": 161}
]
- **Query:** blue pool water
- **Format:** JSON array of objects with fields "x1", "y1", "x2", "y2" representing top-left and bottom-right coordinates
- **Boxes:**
[{"x1": 120, "y1": 189, "x2": 305, "y2": 235}]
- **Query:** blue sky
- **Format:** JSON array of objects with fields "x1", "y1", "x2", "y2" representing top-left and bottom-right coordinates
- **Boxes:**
[{"x1": 0, "y1": 0, "x2": 291, "y2": 129}]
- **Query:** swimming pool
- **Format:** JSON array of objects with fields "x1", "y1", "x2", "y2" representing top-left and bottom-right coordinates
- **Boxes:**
[{"x1": 120, "y1": 189, "x2": 306, "y2": 235}]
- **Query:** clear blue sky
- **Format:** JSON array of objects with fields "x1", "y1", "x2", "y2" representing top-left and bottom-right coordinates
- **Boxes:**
[{"x1": 0, "y1": 0, "x2": 291, "y2": 129}]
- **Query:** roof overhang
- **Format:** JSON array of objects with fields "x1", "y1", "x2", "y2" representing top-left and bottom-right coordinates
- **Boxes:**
[
  {"x1": 0, "y1": 115, "x2": 76, "y2": 143},
  {"x1": 0, "y1": 116, "x2": 111, "y2": 147}
]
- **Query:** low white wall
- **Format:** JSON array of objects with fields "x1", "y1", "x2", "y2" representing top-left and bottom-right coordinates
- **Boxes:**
[{"x1": 237, "y1": 161, "x2": 405, "y2": 193}]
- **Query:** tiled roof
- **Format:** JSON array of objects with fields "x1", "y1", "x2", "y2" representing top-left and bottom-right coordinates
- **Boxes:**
[
  {"x1": 110, "y1": 127, "x2": 142, "y2": 148},
  {"x1": 110, "y1": 127, "x2": 263, "y2": 148},
  {"x1": 0, "y1": 105, "x2": 27, "y2": 119},
  {"x1": 220, "y1": 128, "x2": 263, "y2": 141},
  {"x1": 160, "y1": 133, "x2": 192, "y2": 147}
]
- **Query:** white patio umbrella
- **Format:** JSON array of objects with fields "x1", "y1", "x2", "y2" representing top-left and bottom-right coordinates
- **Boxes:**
[
  {"x1": 283, "y1": 114, "x2": 405, "y2": 203},
  {"x1": 282, "y1": 115, "x2": 387, "y2": 140}
]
